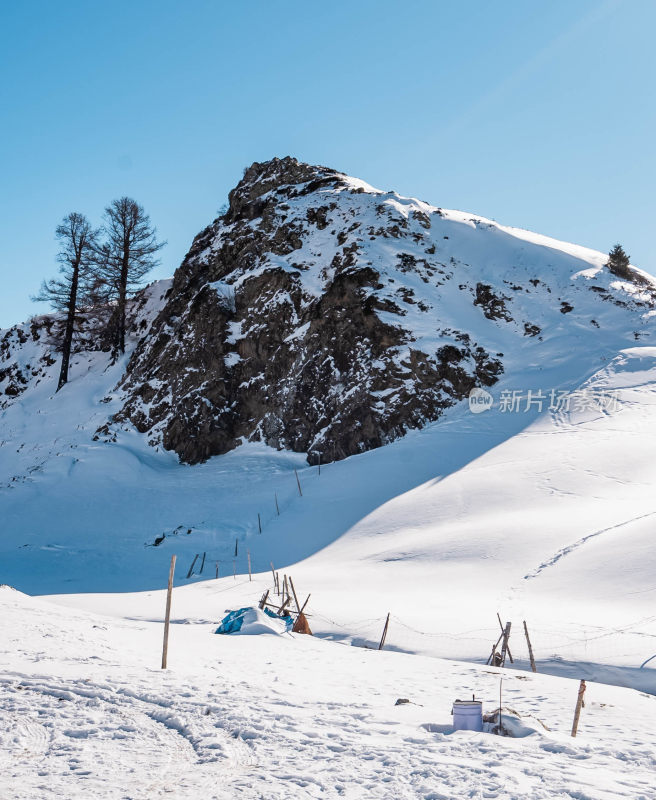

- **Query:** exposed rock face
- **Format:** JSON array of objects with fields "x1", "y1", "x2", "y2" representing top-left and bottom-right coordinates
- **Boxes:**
[{"x1": 112, "y1": 157, "x2": 507, "y2": 463}]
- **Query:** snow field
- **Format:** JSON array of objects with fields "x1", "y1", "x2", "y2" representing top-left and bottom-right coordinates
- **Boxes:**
[{"x1": 1, "y1": 586, "x2": 655, "y2": 800}]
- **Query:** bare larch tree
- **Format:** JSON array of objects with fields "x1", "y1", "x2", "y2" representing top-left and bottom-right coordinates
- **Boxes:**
[
  {"x1": 97, "y1": 197, "x2": 164, "y2": 357},
  {"x1": 33, "y1": 212, "x2": 99, "y2": 391}
]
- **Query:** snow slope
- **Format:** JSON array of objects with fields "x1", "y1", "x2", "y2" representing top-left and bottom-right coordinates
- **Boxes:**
[{"x1": 2, "y1": 585, "x2": 656, "y2": 800}]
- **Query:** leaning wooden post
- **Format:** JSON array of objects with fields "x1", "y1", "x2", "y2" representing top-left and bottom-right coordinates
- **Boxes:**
[
  {"x1": 275, "y1": 493, "x2": 280, "y2": 515},
  {"x1": 258, "y1": 513, "x2": 262, "y2": 534},
  {"x1": 294, "y1": 469, "x2": 303, "y2": 497},
  {"x1": 523, "y1": 621, "x2": 537, "y2": 673},
  {"x1": 247, "y1": 550, "x2": 252, "y2": 581},
  {"x1": 487, "y1": 643, "x2": 498, "y2": 666},
  {"x1": 161, "y1": 555, "x2": 176, "y2": 669},
  {"x1": 277, "y1": 595, "x2": 292, "y2": 615},
  {"x1": 234, "y1": 538, "x2": 238, "y2": 557},
  {"x1": 199, "y1": 551, "x2": 206, "y2": 574},
  {"x1": 571, "y1": 680, "x2": 587, "y2": 737},
  {"x1": 288, "y1": 576, "x2": 301, "y2": 613},
  {"x1": 497, "y1": 612, "x2": 513, "y2": 663},
  {"x1": 378, "y1": 613, "x2": 391, "y2": 651},
  {"x1": 215, "y1": 561, "x2": 219, "y2": 579},
  {"x1": 186, "y1": 553, "x2": 199, "y2": 579},
  {"x1": 486, "y1": 630, "x2": 505, "y2": 665},
  {"x1": 500, "y1": 622, "x2": 512, "y2": 666}
]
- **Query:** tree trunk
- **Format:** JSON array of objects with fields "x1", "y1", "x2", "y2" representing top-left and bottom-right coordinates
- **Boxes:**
[
  {"x1": 117, "y1": 248, "x2": 130, "y2": 356},
  {"x1": 57, "y1": 252, "x2": 81, "y2": 392}
]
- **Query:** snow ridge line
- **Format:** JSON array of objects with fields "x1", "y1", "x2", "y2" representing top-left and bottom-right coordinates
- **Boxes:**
[{"x1": 523, "y1": 510, "x2": 656, "y2": 580}]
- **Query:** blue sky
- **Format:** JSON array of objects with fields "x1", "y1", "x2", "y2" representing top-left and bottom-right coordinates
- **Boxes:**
[{"x1": 1, "y1": 0, "x2": 654, "y2": 327}]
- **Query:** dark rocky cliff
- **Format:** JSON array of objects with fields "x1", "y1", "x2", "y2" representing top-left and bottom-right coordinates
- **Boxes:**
[{"x1": 112, "y1": 157, "x2": 506, "y2": 463}]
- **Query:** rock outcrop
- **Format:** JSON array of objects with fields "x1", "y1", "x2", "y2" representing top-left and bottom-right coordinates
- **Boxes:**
[{"x1": 113, "y1": 158, "x2": 508, "y2": 463}]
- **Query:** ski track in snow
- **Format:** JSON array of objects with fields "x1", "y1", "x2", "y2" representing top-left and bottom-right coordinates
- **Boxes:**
[
  {"x1": 523, "y1": 510, "x2": 656, "y2": 581},
  {"x1": 0, "y1": 673, "x2": 253, "y2": 799}
]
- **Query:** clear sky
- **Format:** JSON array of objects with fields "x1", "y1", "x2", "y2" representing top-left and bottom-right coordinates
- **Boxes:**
[{"x1": 1, "y1": 0, "x2": 654, "y2": 327}]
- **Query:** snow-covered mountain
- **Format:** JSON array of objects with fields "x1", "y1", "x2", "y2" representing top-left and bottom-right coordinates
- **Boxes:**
[
  {"x1": 2, "y1": 158, "x2": 656, "y2": 798},
  {"x1": 2, "y1": 156, "x2": 654, "y2": 467}
]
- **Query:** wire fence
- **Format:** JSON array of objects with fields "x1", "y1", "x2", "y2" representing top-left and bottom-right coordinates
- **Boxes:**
[{"x1": 308, "y1": 609, "x2": 656, "y2": 674}]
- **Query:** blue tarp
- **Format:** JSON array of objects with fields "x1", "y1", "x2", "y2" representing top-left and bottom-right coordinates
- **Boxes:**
[
  {"x1": 263, "y1": 607, "x2": 294, "y2": 630},
  {"x1": 215, "y1": 606, "x2": 293, "y2": 634}
]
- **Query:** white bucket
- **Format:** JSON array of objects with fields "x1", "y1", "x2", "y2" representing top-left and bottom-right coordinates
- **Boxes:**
[{"x1": 452, "y1": 700, "x2": 483, "y2": 732}]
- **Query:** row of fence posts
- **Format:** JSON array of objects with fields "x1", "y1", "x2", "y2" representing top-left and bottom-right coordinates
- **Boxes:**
[
  {"x1": 162, "y1": 556, "x2": 586, "y2": 737},
  {"x1": 162, "y1": 573, "x2": 590, "y2": 738},
  {"x1": 160, "y1": 463, "x2": 319, "y2": 666},
  {"x1": 185, "y1": 548, "x2": 253, "y2": 581},
  {"x1": 182, "y1": 463, "x2": 318, "y2": 583}
]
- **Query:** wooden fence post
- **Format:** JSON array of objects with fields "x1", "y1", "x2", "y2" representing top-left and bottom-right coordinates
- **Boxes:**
[
  {"x1": 234, "y1": 538, "x2": 238, "y2": 557},
  {"x1": 288, "y1": 576, "x2": 301, "y2": 613},
  {"x1": 247, "y1": 550, "x2": 252, "y2": 581},
  {"x1": 500, "y1": 622, "x2": 512, "y2": 666},
  {"x1": 275, "y1": 493, "x2": 280, "y2": 515},
  {"x1": 487, "y1": 629, "x2": 504, "y2": 665},
  {"x1": 186, "y1": 553, "x2": 199, "y2": 579},
  {"x1": 497, "y1": 613, "x2": 513, "y2": 663},
  {"x1": 161, "y1": 555, "x2": 176, "y2": 669},
  {"x1": 258, "y1": 513, "x2": 262, "y2": 534},
  {"x1": 378, "y1": 613, "x2": 390, "y2": 651},
  {"x1": 523, "y1": 621, "x2": 537, "y2": 673},
  {"x1": 199, "y1": 551, "x2": 206, "y2": 574},
  {"x1": 571, "y1": 680, "x2": 587, "y2": 737},
  {"x1": 215, "y1": 561, "x2": 219, "y2": 579},
  {"x1": 295, "y1": 469, "x2": 303, "y2": 497}
]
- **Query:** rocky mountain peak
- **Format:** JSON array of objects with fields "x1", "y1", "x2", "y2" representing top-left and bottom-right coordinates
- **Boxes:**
[{"x1": 225, "y1": 156, "x2": 344, "y2": 224}]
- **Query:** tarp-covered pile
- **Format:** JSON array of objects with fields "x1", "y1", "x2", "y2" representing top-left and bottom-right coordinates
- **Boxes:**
[{"x1": 215, "y1": 606, "x2": 293, "y2": 636}]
